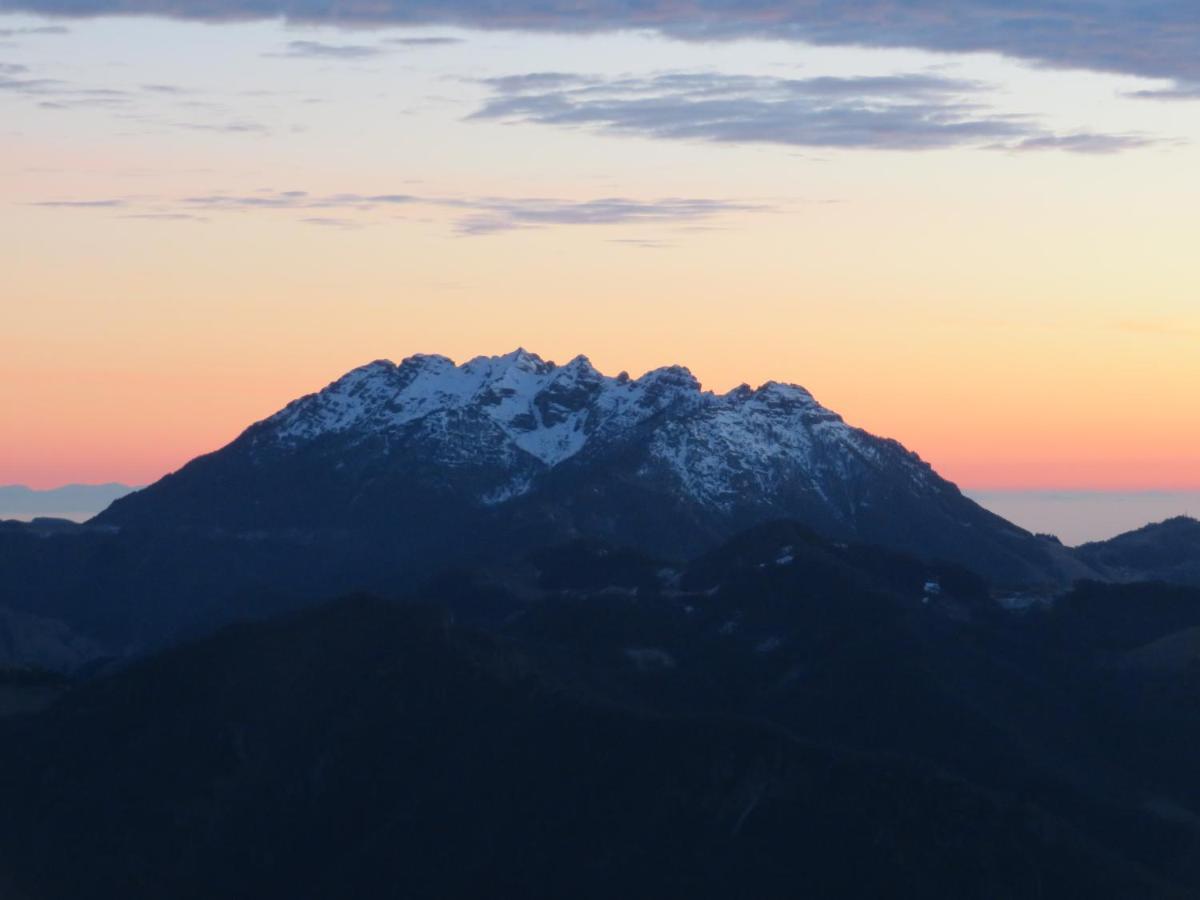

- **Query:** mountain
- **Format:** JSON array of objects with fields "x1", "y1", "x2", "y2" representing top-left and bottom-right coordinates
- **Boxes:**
[
  {"x1": 1076, "y1": 517, "x2": 1200, "y2": 586},
  {"x1": 0, "y1": 483, "x2": 136, "y2": 521},
  {"x1": 96, "y1": 349, "x2": 1083, "y2": 587},
  {"x1": 0, "y1": 591, "x2": 1193, "y2": 899}
]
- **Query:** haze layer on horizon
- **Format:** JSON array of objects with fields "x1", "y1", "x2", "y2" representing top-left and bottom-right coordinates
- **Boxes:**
[
  {"x1": 3, "y1": 3, "x2": 1198, "y2": 491},
  {"x1": 3, "y1": 483, "x2": 1197, "y2": 548}
]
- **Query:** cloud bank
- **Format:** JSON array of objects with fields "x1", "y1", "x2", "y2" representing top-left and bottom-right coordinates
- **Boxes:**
[
  {"x1": 3, "y1": 0, "x2": 1199, "y2": 85},
  {"x1": 470, "y1": 71, "x2": 1155, "y2": 153}
]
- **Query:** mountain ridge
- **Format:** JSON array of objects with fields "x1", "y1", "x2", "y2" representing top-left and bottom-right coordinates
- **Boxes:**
[
  {"x1": 96, "y1": 349, "x2": 1086, "y2": 587},
  {"x1": 1076, "y1": 516, "x2": 1200, "y2": 586}
]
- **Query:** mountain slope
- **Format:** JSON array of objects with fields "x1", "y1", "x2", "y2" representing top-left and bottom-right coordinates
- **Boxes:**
[
  {"x1": 0, "y1": 596, "x2": 1187, "y2": 900},
  {"x1": 96, "y1": 349, "x2": 1084, "y2": 586},
  {"x1": 1076, "y1": 517, "x2": 1200, "y2": 586}
]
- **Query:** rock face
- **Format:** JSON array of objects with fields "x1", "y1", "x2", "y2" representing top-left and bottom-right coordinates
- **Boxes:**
[{"x1": 96, "y1": 349, "x2": 1084, "y2": 585}]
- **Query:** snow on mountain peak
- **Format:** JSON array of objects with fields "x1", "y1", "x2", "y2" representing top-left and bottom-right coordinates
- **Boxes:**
[{"x1": 251, "y1": 350, "x2": 907, "y2": 506}]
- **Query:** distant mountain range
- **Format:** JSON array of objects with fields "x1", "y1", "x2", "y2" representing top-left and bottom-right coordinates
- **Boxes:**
[
  {"x1": 0, "y1": 483, "x2": 136, "y2": 520},
  {"x1": 0, "y1": 350, "x2": 1196, "y2": 668}
]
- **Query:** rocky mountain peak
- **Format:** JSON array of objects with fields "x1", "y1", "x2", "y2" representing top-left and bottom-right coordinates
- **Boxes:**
[{"x1": 97, "y1": 348, "x2": 1087, "y2": 586}]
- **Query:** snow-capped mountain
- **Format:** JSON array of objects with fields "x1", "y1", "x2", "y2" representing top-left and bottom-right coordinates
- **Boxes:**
[
  {"x1": 253, "y1": 349, "x2": 917, "y2": 511},
  {"x1": 97, "y1": 349, "x2": 1084, "y2": 585}
]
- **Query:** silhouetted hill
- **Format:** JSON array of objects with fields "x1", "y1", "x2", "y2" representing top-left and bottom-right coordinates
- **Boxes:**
[
  {"x1": 0, "y1": 596, "x2": 1190, "y2": 900},
  {"x1": 434, "y1": 526, "x2": 1200, "y2": 889},
  {"x1": 1077, "y1": 517, "x2": 1200, "y2": 586}
]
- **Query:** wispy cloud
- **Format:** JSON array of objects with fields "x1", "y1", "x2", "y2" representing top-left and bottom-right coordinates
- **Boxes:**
[
  {"x1": 5, "y1": 1, "x2": 1200, "y2": 83},
  {"x1": 1006, "y1": 133, "x2": 1157, "y2": 155},
  {"x1": 385, "y1": 36, "x2": 462, "y2": 47},
  {"x1": 265, "y1": 35, "x2": 460, "y2": 59},
  {"x1": 32, "y1": 198, "x2": 128, "y2": 208},
  {"x1": 119, "y1": 211, "x2": 207, "y2": 221},
  {"x1": 299, "y1": 216, "x2": 363, "y2": 228},
  {"x1": 0, "y1": 62, "x2": 64, "y2": 94},
  {"x1": 449, "y1": 196, "x2": 760, "y2": 234},
  {"x1": 0, "y1": 58, "x2": 282, "y2": 132},
  {"x1": 267, "y1": 40, "x2": 384, "y2": 60},
  {"x1": 29, "y1": 188, "x2": 764, "y2": 235},
  {"x1": 139, "y1": 82, "x2": 192, "y2": 94},
  {"x1": 168, "y1": 119, "x2": 269, "y2": 133},
  {"x1": 0, "y1": 25, "x2": 69, "y2": 37},
  {"x1": 1126, "y1": 82, "x2": 1200, "y2": 102},
  {"x1": 177, "y1": 190, "x2": 418, "y2": 209},
  {"x1": 470, "y1": 71, "x2": 1158, "y2": 154}
]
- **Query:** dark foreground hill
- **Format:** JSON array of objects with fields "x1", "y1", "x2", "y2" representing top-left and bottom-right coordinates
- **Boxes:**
[
  {"x1": 0, "y1": 595, "x2": 1190, "y2": 900},
  {"x1": 5, "y1": 524, "x2": 1200, "y2": 897}
]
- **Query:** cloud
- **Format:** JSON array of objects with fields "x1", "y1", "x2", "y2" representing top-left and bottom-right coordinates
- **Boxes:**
[
  {"x1": 268, "y1": 39, "x2": 384, "y2": 59},
  {"x1": 266, "y1": 35, "x2": 459, "y2": 59},
  {"x1": 300, "y1": 215, "x2": 369, "y2": 228},
  {"x1": 385, "y1": 36, "x2": 462, "y2": 47},
  {"x1": 0, "y1": 25, "x2": 69, "y2": 37},
  {"x1": 31, "y1": 188, "x2": 762, "y2": 235},
  {"x1": 1006, "y1": 133, "x2": 1158, "y2": 154},
  {"x1": 0, "y1": 60, "x2": 142, "y2": 108},
  {"x1": 1126, "y1": 83, "x2": 1200, "y2": 101},
  {"x1": 32, "y1": 198, "x2": 127, "y2": 207},
  {"x1": 470, "y1": 71, "x2": 1155, "y2": 153},
  {"x1": 169, "y1": 119, "x2": 268, "y2": 133},
  {"x1": 478, "y1": 72, "x2": 599, "y2": 94},
  {"x1": 0, "y1": 63, "x2": 63, "y2": 93},
  {"x1": 2, "y1": 59, "x2": 286, "y2": 133},
  {"x1": 120, "y1": 212, "x2": 207, "y2": 221},
  {"x1": 178, "y1": 190, "x2": 419, "y2": 209},
  {"x1": 450, "y1": 196, "x2": 760, "y2": 234},
  {"x1": 5, "y1": 2, "x2": 1200, "y2": 83}
]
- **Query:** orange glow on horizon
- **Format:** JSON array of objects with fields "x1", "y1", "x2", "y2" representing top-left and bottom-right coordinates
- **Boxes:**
[{"x1": 4, "y1": 337, "x2": 1197, "y2": 492}]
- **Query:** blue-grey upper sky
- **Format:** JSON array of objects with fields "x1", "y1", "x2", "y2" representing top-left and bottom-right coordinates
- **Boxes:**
[{"x1": 3, "y1": 0, "x2": 1199, "y2": 87}]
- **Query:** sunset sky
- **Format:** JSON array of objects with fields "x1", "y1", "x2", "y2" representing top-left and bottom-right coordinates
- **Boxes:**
[{"x1": 3, "y1": 2, "x2": 1198, "y2": 491}]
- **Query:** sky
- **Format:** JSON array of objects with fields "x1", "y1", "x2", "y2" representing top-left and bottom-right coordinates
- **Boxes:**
[{"x1": 2, "y1": 1, "x2": 1199, "y2": 492}]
